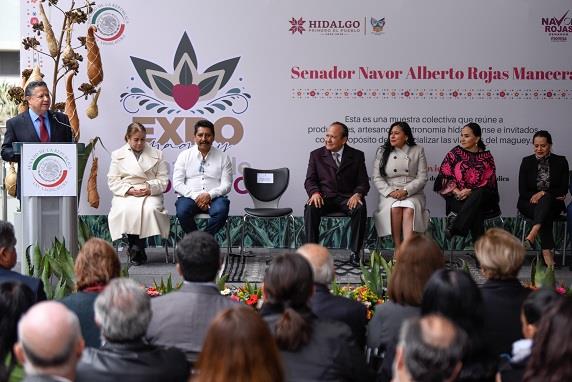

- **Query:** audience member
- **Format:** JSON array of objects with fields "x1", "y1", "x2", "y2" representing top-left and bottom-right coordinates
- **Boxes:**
[
  {"x1": 0, "y1": 221, "x2": 46, "y2": 302},
  {"x1": 475, "y1": 228, "x2": 530, "y2": 356},
  {"x1": 60, "y1": 238, "x2": 120, "y2": 348},
  {"x1": 146, "y1": 231, "x2": 235, "y2": 364},
  {"x1": 297, "y1": 243, "x2": 368, "y2": 348},
  {"x1": 76, "y1": 278, "x2": 189, "y2": 381},
  {"x1": 499, "y1": 288, "x2": 561, "y2": 382},
  {"x1": 522, "y1": 297, "x2": 572, "y2": 382},
  {"x1": 14, "y1": 301, "x2": 84, "y2": 382},
  {"x1": 0, "y1": 282, "x2": 35, "y2": 382},
  {"x1": 392, "y1": 314, "x2": 467, "y2": 382},
  {"x1": 368, "y1": 234, "x2": 445, "y2": 379},
  {"x1": 421, "y1": 269, "x2": 497, "y2": 382},
  {"x1": 193, "y1": 305, "x2": 284, "y2": 382},
  {"x1": 260, "y1": 252, "x2": 374, "y2": 381}
]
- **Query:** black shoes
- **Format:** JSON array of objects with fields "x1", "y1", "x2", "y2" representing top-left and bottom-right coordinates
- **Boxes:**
[
  {"x1": 129, "y1": 247, "x2": 147, "y2": 266},
  {"x1": 445, "y1": 212, "x2": 458, "y2": 240},
  {"x1": 349, "y1": 252, "x2": 361, "y2": 267}
]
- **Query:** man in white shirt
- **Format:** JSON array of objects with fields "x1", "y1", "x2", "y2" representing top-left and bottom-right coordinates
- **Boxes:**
[{"x1": 173, "y1": 119, "x2": 233, "y2": 235}]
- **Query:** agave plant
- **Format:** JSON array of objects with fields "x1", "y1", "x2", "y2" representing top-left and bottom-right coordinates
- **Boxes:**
[
  {"x1": 530, "y1": 255, "x2": 556, "y2": 288},
  {"x1": 359, "y1": 250, "x2": 393, "y2": 299},
  {"x1": 24, "y1": 238, "x2": 75, "y2": 299}
]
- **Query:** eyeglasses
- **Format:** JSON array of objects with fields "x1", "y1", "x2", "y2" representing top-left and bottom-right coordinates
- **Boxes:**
[{"x1": 199, "y1": 159, "x2": 206, "y2": 173}]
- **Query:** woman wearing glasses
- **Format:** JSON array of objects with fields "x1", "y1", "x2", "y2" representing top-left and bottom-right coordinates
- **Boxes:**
[{"x1": 107, "y1": 122, "x2": 170, "y2": 265}]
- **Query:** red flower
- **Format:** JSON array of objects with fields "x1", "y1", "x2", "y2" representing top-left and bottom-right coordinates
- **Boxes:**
[
  {"x1": 230, "y1": 295, "x2": 240, "y2": 302},
  {"x1": 246, "y1": 295, "x2": 259, "y2": 305}
]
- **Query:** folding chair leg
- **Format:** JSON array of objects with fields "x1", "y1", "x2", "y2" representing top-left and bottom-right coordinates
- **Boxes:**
[
  {"x1": 240, "y1": 215, "x2": 248, "y2": 255},
  {"x1": 225, "y1": 220, "x2": 232, "y2": 254}
]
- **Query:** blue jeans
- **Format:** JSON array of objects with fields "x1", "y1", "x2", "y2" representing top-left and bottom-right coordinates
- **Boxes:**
[{"x1": 176, "y1": 196, "x2": 230, "y2": 235}]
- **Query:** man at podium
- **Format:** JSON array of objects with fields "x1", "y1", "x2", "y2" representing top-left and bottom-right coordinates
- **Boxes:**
[{"x1": 1, "y1": 80, "x2": 73, "y2": 200}]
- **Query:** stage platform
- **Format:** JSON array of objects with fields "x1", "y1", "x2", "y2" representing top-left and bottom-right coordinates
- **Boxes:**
[{"x1": 124, "y1": 247, "x2": 572, "y2": 289}]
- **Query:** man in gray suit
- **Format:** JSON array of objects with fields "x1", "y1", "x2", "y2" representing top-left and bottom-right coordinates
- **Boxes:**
[
  {"x1": 146, "y1": 231, "x2": 235, "y2": 364},
  {"x1": 1, "y1": 81, "x2": 73, "y2": 200}
]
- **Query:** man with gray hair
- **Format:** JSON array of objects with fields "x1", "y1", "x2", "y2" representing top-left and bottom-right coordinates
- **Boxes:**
[
  {"x1": 76, "y1": 278, "x2": 189, "y2": 381},
  {"x1": 392, "y1": 315, "x2": 466, "y2": 382},
  {"x1": 0, "y1": 220, "x2": 46, "y2": 302},
  {"x1": 298, "y1": 243, "x2": 367, "y2": 348},
  {"x1": 14, "y1": 301, "x2": 84, "y2": 382}
]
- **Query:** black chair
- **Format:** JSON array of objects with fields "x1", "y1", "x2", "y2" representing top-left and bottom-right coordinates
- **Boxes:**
[{"x1": 240, "y1": 167, "x2": 294, "y2": 255}]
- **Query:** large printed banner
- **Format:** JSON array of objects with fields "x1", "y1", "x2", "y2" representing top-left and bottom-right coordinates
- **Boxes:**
[{"x1": 21, "y1": 0, "x2": 572, "y2": 216}]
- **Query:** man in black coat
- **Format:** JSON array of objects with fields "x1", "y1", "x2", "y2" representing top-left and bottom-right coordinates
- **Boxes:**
[
  {"x1": 298, "y1": 243, "x2": 367, "y2": 348},
  {"x1": 76, "y1": 278, "x2": 189, "y2": 382},
  {"x1": 1, "y1": 80, "x2": 73, "y2": 200},
  {"x1": 304, "y1": 121, "x2": 370, "y2": 265},
  {"x1": 0, "y1": 220, "x2": 46, "y2": 302}
]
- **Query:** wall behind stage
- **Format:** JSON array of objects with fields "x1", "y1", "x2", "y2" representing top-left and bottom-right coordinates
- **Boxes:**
[{"x1": 21, "y1": 0, "x2": 572, "y2": 217}]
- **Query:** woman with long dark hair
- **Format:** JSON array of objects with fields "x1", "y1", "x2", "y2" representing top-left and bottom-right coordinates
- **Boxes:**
[
  {"x1": 0, "y1": 282, "x2": 35, "y2": 382},
  {"x1": 523, "y1": 297, "x2": 572, "y2": 382},
  {"x1": 517, "y1": 130, "x2": 569, "y2": 267},
  {"x1": 260, "y1": 252, "x2": 374, "y2": 381},
  {"x1": 372, "y1": 122, "x2": 428, "y2": 248},
  {"x1": 434, "y1": 122, "x2": 499, "y2": 243},
  {"x1": 421, "y1": 269, "x2": 498, "y2": 382}
]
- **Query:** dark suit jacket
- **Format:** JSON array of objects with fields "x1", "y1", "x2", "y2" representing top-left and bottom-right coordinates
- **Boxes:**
[
  {"x1": 261, "y1": 307, "x2": 375, "y2": 382},
  {"x1": 1, "y1": 110, "x2": 73, "y2": 199},
  {"x1": 480, "y1": 278, "x2": 530, "y2": 356},
  {"x1": 76, "y1": 340, "x2": 189, "y2": 382},
  {"x1": 304, "y1": 145, "x2": 370, "y2": 199},
  {"x1": 0, "y1": 267, "x2": 46, "y2": 302},
  {"x1": 310, "y1": 283, "x2": 367, "y2": 348},
  {"x1": 517, "y1": 153, "x2": 569, "y2": 214},
  {"x1": 61, "y1": 291, "x2": 101, "y2": 348},
  {"x1": 145, "y1": 283, "x2": 236, "y2": 363}
]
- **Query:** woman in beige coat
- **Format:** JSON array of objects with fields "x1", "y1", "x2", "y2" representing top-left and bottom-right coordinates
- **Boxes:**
[
  {"x1": 107, "y1": 122, "x2": 169, "y2": 265},
  {"x1": 373, "y1": 122, "x2": 428, "y2": 249}
]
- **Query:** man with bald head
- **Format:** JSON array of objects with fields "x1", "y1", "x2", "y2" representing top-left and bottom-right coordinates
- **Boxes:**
[
  {"x1": 14, "y1": 301, "x2": 84, "y2": 382},
  {"x1": 298, "y1": 243, "x2": 367, "y2": 348},
  {"x1": 303, "y1": 121, "x2": 370, "y2": 266},
  {"x1": 392, "y1": 315, "x2": 466, "y2": 382}
]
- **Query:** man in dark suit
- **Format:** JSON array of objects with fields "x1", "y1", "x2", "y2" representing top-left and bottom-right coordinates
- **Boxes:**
[
  {"x1": 0, "y1": 220, "x2": 46, "y2": 302},
  {"x1": 146, "y1": 231, "x2": 236, "y2": 364},
  {"x1": 1, "y1": 80, "x2": 73, "y2": 200},
  {"x1": 14, "y1": 301, "x2": 84, "y2": 382},
  {"x1": 304, "y1": 121, "x2": 370, "y2": 265},
  {"x1": 298, "y1": 243, "x2": 367, "y2": 348}
]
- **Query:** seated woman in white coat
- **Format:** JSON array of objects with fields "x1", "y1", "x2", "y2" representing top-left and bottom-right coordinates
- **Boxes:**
[
  {"x1": 372, "y1": 122, "x2": 428, "y2": 249},
  {"x1": 107, "y1": 122, "x2": 170, "y2": 265}
]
